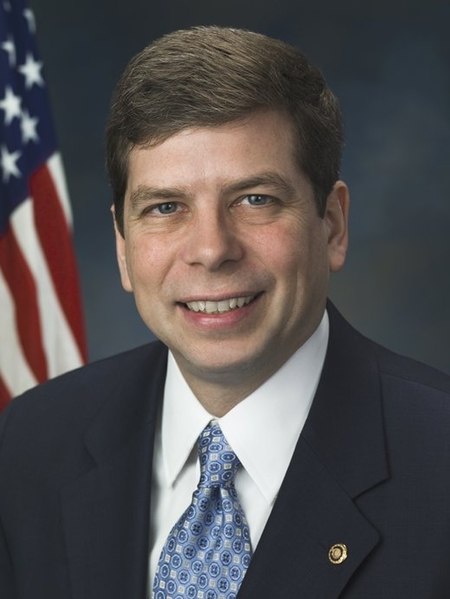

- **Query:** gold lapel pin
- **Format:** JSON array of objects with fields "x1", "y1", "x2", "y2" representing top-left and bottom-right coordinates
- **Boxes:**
[{"x1": 328, "y1": 543, "x2": 348, "y2": 565}]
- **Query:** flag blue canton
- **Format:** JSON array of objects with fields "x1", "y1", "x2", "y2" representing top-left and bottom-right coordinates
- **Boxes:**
[{"x1": 0, "y1": 0, "x2": 56, "y2": 234}]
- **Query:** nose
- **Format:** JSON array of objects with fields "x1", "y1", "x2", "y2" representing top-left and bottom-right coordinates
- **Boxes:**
[{"x1": 181, "y1": 209, "x2": 243, "y2": 271}]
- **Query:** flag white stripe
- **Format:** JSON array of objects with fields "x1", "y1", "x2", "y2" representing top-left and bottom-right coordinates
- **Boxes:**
[
  {"x1": 47, "y1": 153, "x2": 73, "y2": 226},
  {"x1": 0, "y1": 269, "x2": 37, "y2": 395},
  {"x1": 11, "y1": 199, "x2": 83, "y2": 379}
]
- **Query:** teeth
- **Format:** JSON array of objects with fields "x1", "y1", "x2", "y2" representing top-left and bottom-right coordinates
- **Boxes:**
[{"x1": 186, "y1": 295, "x2": 255, "y2": 314}]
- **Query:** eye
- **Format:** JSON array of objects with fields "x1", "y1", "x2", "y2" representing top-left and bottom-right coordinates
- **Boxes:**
[
  {"x1": 148, "y1": 202, "x2": 179, "y2": 215},
  {"x1": 241, "y1": 194, "x2": 273, "y2": 207}
]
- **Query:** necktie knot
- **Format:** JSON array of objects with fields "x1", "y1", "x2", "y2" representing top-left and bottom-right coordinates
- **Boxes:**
[{"x1": 198, "y1": 421, "x2": 240, "y2": 489}]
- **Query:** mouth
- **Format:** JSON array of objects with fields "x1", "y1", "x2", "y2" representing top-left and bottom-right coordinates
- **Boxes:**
[{"x1": 183, "y1": 294, "x2": 257, "y2": 314}]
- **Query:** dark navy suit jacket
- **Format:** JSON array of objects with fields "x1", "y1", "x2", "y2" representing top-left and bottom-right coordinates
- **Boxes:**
[{"x1": 1, "y1": 303, "x2": 450, "y2": 598}]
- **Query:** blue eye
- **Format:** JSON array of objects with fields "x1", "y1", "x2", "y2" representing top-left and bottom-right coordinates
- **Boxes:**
[
  {"x1": 244, "y1": 195, "x2": 272, "y2": 206},
  {"x1": 154, "y1": 202, "x2": 178, "y2": 214}
]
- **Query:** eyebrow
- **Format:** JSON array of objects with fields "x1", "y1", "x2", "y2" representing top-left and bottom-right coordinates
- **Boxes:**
[
  {"x1": 128, "y1": 185, "x2": 188, "y2": 208},
  {"x1": 128, "y1": 171, "x2": 296, "y2": 208},
  {"x1": 223, "y1": 172, "x2": 296, "y2": 197}
]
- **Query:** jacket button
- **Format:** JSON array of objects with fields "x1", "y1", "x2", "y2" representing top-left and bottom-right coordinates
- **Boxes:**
[{"x1": 328, "y1": 543, "x2": 348, "y2": 564}]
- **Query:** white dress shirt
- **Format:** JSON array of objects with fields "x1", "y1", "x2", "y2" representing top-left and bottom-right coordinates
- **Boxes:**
[{"x1": 148, "y1": 310, "x2": 329, "y2": 591}]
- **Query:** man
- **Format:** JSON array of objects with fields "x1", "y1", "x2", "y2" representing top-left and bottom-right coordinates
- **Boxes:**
[{"x1": 1, "y1": 26, "x2": 450, "y2": 599}]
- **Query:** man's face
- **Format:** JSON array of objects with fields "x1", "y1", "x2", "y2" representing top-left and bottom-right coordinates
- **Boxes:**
[{"x1": 115, "y1": 110, "x2": 348, "y2": 398}]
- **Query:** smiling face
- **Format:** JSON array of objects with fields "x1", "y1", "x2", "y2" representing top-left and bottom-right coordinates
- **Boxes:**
[{"x1": 115, "y1": 110, "x2": 349, "y2": 411}]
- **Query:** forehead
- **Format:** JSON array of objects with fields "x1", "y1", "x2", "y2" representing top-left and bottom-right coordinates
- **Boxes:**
[{"x1": 125, "y1": 110, "x2": 302, "y2": 193}]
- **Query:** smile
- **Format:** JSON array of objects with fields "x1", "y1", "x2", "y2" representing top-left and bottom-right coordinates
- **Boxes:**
[{"x1": 185, "y1": 295, "x2": 256, "y2": 314}]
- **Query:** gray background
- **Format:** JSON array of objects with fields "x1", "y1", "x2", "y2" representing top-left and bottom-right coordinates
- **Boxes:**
[{"x1": 32, "y1": 1, "x2": 450, "y2": 373}]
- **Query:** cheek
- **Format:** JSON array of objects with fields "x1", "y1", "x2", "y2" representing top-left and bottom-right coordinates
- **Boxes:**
[
  {"x1": 258, "y1": 224, "x2": 305, "y2": 274},
  {"x1": 269, "y1": 225, "x2": 329, "y2": 292},
  {"x1": 126, "y1": 236, "x2": 175, "y2": 294}
]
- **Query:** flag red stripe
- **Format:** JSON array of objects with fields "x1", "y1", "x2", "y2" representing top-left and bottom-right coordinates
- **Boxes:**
[
  {"x1": 29, "y1": 165, "x2": 88, "y2": 362},
  {"x1": 0, "y1": 374, "x2": 11, "y2": 411},
  {"x1": 0, "y1": 228, "x2": 48, "y2": 383}
]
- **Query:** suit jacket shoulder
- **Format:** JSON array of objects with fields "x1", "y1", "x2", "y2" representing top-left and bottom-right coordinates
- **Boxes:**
[
  {"x1": 0, "y1": 341, "x2": 168, "y2": 454},
  {"x1": 239, "y1": 304, "x2": 450, "y2": 599},
  {"x1": 0, "y1": 341, "x2": 168, "y2": 599}
]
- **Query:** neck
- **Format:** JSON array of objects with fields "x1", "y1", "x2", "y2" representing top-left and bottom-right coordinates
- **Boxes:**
[
  {"x1": 182, "y1": 378, "x2": 253, "y2": 417},
  {"x1": 173, "y1": 356, "x2": 288, "y2": 417},
  {"x1": 169, "y1": 310, "x2": 326, "y2": 416}
]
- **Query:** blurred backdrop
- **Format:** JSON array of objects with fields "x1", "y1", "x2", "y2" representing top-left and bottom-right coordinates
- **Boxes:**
[{"x1": 31, "y1": 0, "x2": 450, "y2": 373}]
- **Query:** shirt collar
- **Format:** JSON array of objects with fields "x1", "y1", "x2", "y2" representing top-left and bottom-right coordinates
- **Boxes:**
[
  {"x1": 162, "y1": 310, "x2": 329, "y2": 504},
  {"x1": 161, "y1": 355, "x2": 212, "y2": 487}
]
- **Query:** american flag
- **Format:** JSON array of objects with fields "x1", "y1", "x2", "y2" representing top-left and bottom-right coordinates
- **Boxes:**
[{"x1": 0, "y1": 0, "x2": 87, "y2": 410}]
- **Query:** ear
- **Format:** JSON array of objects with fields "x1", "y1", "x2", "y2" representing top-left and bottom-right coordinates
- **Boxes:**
[
  {"x1": 324, "y1": 180, "x2": 349, "y2": 273},
  {"x1": 111, "y1": 205, "x2": 133, "y2": 292}
]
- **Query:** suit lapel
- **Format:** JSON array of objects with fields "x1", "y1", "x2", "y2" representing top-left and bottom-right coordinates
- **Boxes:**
[
  {"x1": 239, "y1": 438, "x2": 380, "y2": 598},
  {"x1": 60, "y1": 344, "x2": 167, "y2": 599},
  {"x1": 239, "y1": 303, "x2": 389, "y2": 598}
]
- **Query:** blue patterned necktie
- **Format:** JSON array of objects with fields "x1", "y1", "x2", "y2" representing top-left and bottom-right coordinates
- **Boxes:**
[{"x1": 153, "y1": 421, "x2": 253, "y2": 599}]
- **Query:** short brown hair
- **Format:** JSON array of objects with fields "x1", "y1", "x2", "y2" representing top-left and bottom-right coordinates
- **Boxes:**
[{"x1": 106, "y1": 26, "x2": 343, "y2": 235}]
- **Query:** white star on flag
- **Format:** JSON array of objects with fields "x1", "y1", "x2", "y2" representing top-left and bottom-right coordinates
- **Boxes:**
[
  {"x1": 1, "y1": 144, "x2": 21, "y2": 182},
  {"x1": 23, "y1": 8, "x2": 36, "y2": 33},
  {"x1": 0, "y1": 85, "x2": 21, "y2": 125},
  {"x1": 20, "y1": 109, "x2": 39, "y2": 143},
  {"x1": 18, "y1": 52, "x2": 44, "y2": 89},
  {"x1": 1, "y1": 36, "x2": 16, "y2": 67}
]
